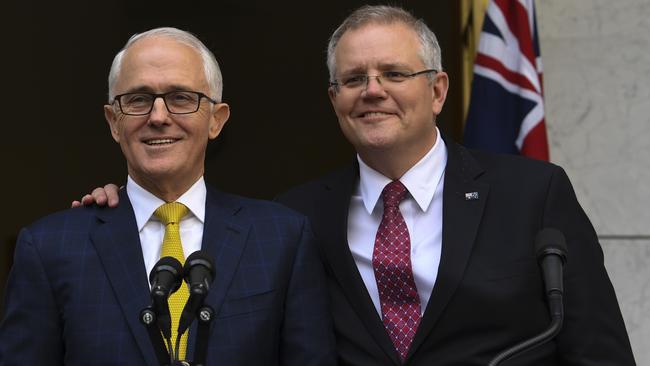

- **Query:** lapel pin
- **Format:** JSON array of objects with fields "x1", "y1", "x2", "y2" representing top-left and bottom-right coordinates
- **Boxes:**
[{"x1": 465, "y1": 192, "x2": 479, "y2": 201}]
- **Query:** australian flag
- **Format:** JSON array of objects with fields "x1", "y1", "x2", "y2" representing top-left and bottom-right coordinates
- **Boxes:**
[{"x1": 464, "y1": 0, "x2": 549, "y2": 161}]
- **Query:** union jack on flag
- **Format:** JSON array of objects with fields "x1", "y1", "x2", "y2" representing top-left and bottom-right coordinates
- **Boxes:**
[{"x1": 463, "y1": 0, "x2": 549, "y2": 161}]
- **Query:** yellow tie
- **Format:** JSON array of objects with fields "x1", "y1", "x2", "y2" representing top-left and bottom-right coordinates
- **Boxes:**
[{"x1": 154, "y1": 202, "x2": 189, "y2": 360}]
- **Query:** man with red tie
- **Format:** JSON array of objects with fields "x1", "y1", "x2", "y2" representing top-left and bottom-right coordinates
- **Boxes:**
[{"x1": 277, "y1": 5, "x2": 634, "y2": 364}]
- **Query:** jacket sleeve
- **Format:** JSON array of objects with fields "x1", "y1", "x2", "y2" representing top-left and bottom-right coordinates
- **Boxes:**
[
  {"x1": 543, "y1": 166, "x2": 636, "y2": 365},
  {"x1": 0, "y1": 228, "x2": 64, "y2": 366},
  {"x1": 279, "y1": 218, "x2": 337, "y2": 366}
]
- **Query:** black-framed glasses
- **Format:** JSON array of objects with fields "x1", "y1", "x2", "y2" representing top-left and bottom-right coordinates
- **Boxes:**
[
  {"x1": 329, "y1": 69, "x2": 437, "y2": 90},
  {"x1": 112, "y1": 91, "x2": 218, "y2": 116}
]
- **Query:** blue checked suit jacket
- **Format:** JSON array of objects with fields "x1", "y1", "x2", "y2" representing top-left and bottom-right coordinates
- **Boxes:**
[{"x1": 0, "y1": 186, "x2": 336, "y2": 366}]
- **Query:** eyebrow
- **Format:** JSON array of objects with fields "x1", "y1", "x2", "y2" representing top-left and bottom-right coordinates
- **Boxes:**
[
  {"x1": 122, "y1": 84, "x2": 195, "y2": 94},
  {"x1": 377, "y1": 62, "x2": 412, "y2": 71},
  {"x1": 338, "y1": 62, "x2": 414, "y2": 75}
]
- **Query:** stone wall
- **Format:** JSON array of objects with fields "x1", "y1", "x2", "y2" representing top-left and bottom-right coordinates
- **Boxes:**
[{"x1": 538, "y1": 1, "x2": 650, "y2": 363}]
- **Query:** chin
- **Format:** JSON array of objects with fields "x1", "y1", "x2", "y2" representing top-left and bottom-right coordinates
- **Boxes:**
[
  {"x1": 137, "y1": 163, "x2": 183, "y2": 180},
  {"x1": 358, "y1": 134, "x2": 398, "y2": 150}
]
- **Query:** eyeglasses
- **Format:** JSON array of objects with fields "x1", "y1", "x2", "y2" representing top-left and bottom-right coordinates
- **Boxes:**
[
  {"x1": 329, "y1": 69, "x2": 437, "y2": 91},
  {"x1": 112, "y1": 91, "x2": 218, "y2": 116}
]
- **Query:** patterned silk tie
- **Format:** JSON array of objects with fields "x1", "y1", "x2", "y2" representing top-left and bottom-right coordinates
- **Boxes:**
[
  {"x1": 154, "y1": 202, "x2": 189, "y2": 360},
  {"x1": 373, "y1": 180, "x2": 421, "y2": 362}
]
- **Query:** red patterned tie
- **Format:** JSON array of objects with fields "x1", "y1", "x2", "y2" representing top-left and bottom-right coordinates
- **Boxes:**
[{"x1": 373, "y1": 180, "x2": 421, "y2": 362}]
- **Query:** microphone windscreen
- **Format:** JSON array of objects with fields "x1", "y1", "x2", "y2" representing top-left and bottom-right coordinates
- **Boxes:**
[
  {"x1": 534, "y1": 228, "x2": 568, "y2": 262},
  {"x1": 184, "y1": 251, "x2": 216, "y2": 283},
  {"x1": 149, "y1": 256, "x2": 183, "y2": 286}
]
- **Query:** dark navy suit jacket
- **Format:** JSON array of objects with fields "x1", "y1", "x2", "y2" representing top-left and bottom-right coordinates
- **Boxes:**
[
  {"x1": 277, "y1": 137, "x2": 635, "y2": 365},
  {"x1": 0, "y1": 186, "x2": 336, "y2": 366}
]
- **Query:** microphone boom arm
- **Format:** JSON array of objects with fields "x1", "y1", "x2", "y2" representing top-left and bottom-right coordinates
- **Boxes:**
[
  {"x1": 488, "y1": 228, "x2": 567, "y2": 366},
  {"x1": 487, "y1": 294, "x2": 563, "y2": 366}
]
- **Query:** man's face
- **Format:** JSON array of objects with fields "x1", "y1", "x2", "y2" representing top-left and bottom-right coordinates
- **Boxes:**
[
  {"x1": 329, "y1": 22, "x2": 448, "y2": 162},
  {"x1": 104, "y1": 36, "x2": 229, "y2": 191}
]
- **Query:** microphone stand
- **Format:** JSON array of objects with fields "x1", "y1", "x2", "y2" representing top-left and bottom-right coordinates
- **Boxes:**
[
  {"x1": 165, "y1": 304, "x2": 214, "y2": 366},
  {"x1": 488, "y1": 228, "x2": 567, "y2": 365},
  {"x1": 142, "y1": 251, "x2": 216, "y2": 365},
  {"x1": 487, "y1": 291, "x2": 564, "y2": 365},
  {"x1": 189, "y1": 305, "x2": 215, "y2": 366},
  {"x1": 140, "y1": 303, "x2": 215, "y2": 366},
  {"x1": 140, "y1": 307, "x2": 173, "y2": 366}
]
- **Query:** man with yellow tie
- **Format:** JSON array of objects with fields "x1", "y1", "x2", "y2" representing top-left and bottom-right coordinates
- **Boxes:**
[{"x1": 0, "y1": 27, "x2": 335, "y2": 365}]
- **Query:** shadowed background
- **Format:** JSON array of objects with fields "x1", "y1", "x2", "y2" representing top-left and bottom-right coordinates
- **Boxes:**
[{"x1": 1, "y1": 1, "x2": 462, "y2": 308}]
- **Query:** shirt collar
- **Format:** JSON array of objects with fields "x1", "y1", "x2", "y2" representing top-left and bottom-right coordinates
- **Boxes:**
[
  {"x1": 126, "y1": 176, "x2": 207, "y2": 231},
  {"x1": 357, "y1": 128, "x2": 447, "y2": 214}
]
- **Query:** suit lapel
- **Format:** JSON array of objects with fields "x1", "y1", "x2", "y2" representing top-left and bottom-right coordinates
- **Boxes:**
[
  {"x1": 318, "y1": 164, "x2": 402, "y2": 366},
  {"x1": 199, "y1": 186, "x2": 249, "y2": 334},
  {"x1": 407, "y1": 139, "x2": 489, "y2": 360},
  {"x1": 91, "y1": 189, "x2": 159, "y2": 366}
]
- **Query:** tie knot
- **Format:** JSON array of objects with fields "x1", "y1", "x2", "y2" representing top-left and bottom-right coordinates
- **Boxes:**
[
  {"x1": 154, "y1": 202, "x2": 189, "y2": 225},
  {"x1": 381, "y1": 180, "x2": 407, "y2": 208}
]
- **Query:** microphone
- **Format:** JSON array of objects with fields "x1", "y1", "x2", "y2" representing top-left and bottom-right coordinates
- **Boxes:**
[
  {"x1": 488, "y1": 228, "x2": 568, "y2": 366},
  {"x1": 177, "y1": 251, "x2": 216, "y2": 336},
  {"x1": 535, "y1": 228, "x2": 568, "y2": 319},
  {"x1": 149, "y1": 256, "x2": 184, "y2": 339}
]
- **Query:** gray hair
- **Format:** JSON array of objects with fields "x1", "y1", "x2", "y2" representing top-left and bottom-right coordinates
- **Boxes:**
[
  {"x1": 107, "y1": 27, "x2": 223, "y2": 102},
  {"x1": 326, "y1": 5, "x2": 442, "y2": 81}
]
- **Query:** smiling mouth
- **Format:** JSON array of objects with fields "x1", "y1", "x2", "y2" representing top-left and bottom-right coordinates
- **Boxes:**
[
  {"x1": 357, "y1": 111, "x2": 394, "y2": 118},
  {"x1": 144, "y1": 138, "x2": 179, "y2": 146}
]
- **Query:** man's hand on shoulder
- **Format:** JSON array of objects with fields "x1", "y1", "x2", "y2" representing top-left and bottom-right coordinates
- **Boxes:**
[{"x1": 71, "y1": 184, "x2": 121, "y2": 208}]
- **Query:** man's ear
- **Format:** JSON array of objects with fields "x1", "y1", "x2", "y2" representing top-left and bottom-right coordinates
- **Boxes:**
[
  {"x1": 328, "y1": 86, "x2": 338, "y2": 105},
  {"x1": 431, "y1": 71, "x2": 449, "y2": 115},
  {"x1": 208, "y1": 103, "x2": 231, "y2": 139},
  {"x1": 104, "y1": 104, "x2": 121, "y2": 143}
]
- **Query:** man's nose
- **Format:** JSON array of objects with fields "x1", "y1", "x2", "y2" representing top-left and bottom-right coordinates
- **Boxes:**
[
  {"x1": 148, "y1": 97, "x2": 170, "y2": 124},
  {"x1": 362, "y1": 75, "x2": 387, "y2": 97}
]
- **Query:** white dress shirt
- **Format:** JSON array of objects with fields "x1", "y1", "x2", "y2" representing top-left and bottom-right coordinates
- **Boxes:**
[
  {"x1": 347, "y1": 128, "x2": 447, "y2": 316},
  {"x1": 126, "y1": 176, "x2": 206, "y2": 279}
]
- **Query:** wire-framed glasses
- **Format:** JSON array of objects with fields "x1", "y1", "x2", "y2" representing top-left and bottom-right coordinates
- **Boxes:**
[{"x1": 329, "y1": 69, "x2": 437, "y2": 90}]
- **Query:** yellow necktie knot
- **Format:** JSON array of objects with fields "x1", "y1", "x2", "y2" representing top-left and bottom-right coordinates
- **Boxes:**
[{"x1": 154, "y1": 202, "x2": 189, "y2": 226}]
